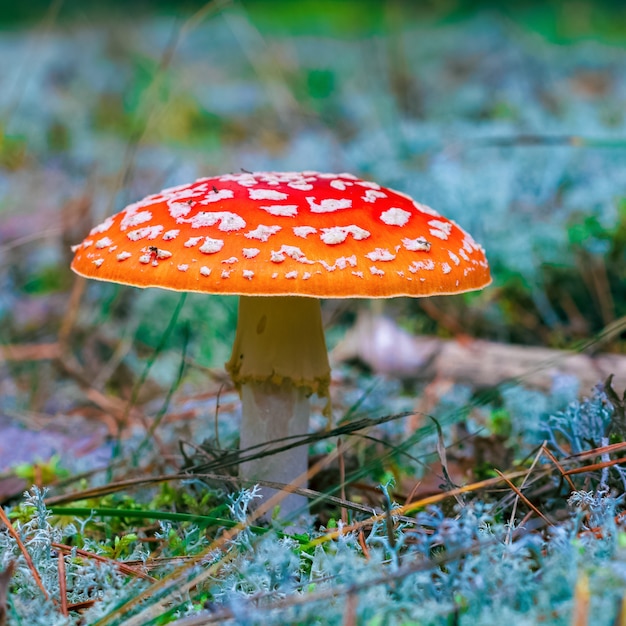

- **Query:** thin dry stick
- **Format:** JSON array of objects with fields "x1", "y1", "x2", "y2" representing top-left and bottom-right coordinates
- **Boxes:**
[
  {"x1": 357, "y1": 530, "x2": 370, "y2": 560},
  {"x1": 432, "y1": 416, "x2": 464, "y2": 506},
  {"x1": 0, "y1": 227, "x2": 64, "y2": 255},
  {"x1": 404, "y1": 479, "x2": 424, "y2": 506},
  {"x1": 58, "y1": 277, "x2": 86, "y2": 348},
  {"x1": 505, "y1": 485, "x2": 521, "y2": 546},
  {"x1": 505, "y1": 444, "x2": 547, "y2": 544},
  {"x1": 0, "y1": 343, "x2": 61, "y2": 362},
  {"x1": 92, "y1": 332, "x2": 137, "y2": 391},
  {"x1": 518, "y1": 510, "x2": 534, "y2": 529},
  {"x1": 57, "y1": 552, "x2": 69, "y2": 617},
  {"x1": 542, "y1": 444, "x2": 576, "y2": 490},
  {"x1": 0, "y1": 508, "x2": 49, "y2": 600},
  {"x1": 46, "y1": 471, "x2": 381, "y2": 517},
  {"x1": 495, "y1": 469, "x2": 553, "y2": 528},
  {"x1": 564, "y1": 456, "x2": 626, "y2": 476},
  {"x1": 566, "y1": 440, "x2": 626, "y2": 462},
  {"x1": 52, "y1": 543, "x2": 156, "y2": 583},
  {"x1": 45, "y1": 475, "x2": 183, "y2": 506},
  {"x1": 214, "y1": 384, "x2": 224, "y2": 449}
]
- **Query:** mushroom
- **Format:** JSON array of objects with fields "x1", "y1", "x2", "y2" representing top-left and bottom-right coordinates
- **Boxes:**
[{"x1": 70, "y1": 171, "x2": 491, "y2": 517}]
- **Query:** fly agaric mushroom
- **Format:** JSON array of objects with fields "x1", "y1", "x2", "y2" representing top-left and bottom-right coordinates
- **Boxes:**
[{"x1": 70, "y1": 171, "x2": 491, "y2": 517}]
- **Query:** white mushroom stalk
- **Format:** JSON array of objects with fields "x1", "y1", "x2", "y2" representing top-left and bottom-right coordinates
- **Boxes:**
[{"x1": 226, "y1": 295, "x2": 330, "y2": 517}]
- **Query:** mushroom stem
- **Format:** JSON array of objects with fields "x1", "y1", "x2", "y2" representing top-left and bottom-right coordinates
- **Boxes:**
[
  {"x1": 226, "y1": 295, "x2": 331, "y2": 517},
  {"x1": 239, "y1": 380, "x2": 310, "y2": 517}
]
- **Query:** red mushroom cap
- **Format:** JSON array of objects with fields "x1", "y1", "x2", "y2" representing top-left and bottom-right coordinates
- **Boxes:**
[{"x1": 70, "y1": 171, "x2": 491, "y2": 298}]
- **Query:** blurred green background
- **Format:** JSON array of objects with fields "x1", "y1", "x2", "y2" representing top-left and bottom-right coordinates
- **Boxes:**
[
  {"x1": 2, "y1": 3, "x2": 626, "y2": 623},
  {"x1": 1, "y1": 0, "x2": 625, "y2": 463}
]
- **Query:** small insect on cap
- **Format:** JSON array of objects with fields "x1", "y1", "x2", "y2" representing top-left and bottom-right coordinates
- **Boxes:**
[{"x1": 70, "y1": 171, "x2": 491, "y2": 297}]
